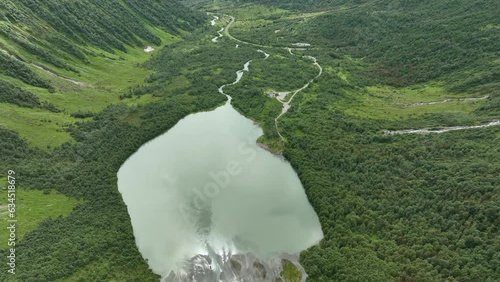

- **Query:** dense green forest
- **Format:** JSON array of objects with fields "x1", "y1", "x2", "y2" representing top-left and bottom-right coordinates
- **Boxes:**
[
  {"x1": 0, "y1": 0, "x2": 499, "y2": 281},
  {"x1": 227, "y1": 0, "x2": 500, "y2": 93},
  {"x1": 213, "y1": 0, "x2": 500, "y2": 281}
]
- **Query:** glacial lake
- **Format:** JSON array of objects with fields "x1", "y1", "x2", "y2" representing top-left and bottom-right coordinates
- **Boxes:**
[{"x1": 117, "y1": 102, "x2": 323, "y2": 278}]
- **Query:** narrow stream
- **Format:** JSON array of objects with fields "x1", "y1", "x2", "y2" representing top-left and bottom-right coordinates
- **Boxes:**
[
  {"x1": 211, "y1": 15, "x2": 219, "y2": 26},
  {"x1": 218, "y1": 60, "x2": 253, "y2": 103},
  {"x1": 409, "y1": 95, "x2": 489, "y2": 107},
  {"x1": 257, "y1": 50, "x2": 270, "y2": 59},
  {"x1": 384, "y1": 120, "x2": 500, "y2": 135},
  {"x1": 30, "y1": 64, "x2": 93, "y2": 87},
  {"x1": 212, "y1": 28, "x2": 224, "y2": 43},
  {"x1": 1, "y1": 46, "x2": 92, "y2": 87}
]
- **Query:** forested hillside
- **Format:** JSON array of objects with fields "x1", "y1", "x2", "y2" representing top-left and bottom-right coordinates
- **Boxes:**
[
  {"x1": 228, "y1": 0, "x2": 500, "y2": 93},
  {"x1": 0, "y1": 0, "x2": 209, "y2": 280},
  {"x1": 234, "y1": 0, "x2": 358, "y2": 10},
  {"x1": 0, "y1": 0, "x2": 499, "y2": 281},
  {"x1": 0, "y1": 0, "x2": 203, "y2": 55}
]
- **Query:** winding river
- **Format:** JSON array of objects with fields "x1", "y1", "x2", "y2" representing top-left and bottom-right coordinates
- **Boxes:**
[
  {"x1": 117, "y1": 25, "x2": 323, "y2": 281},
  {"x1": 207, "y1": 12, "x2": 325, "y2": 141}
]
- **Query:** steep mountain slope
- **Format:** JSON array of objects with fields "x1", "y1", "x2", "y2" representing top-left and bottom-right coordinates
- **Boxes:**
[
  {"x1": 0, "y1": 0, "x2": 204, "y2": 98},
  {"x1": 0, "y1": 1, "x2": 208, "y2": 281},
  {"x1": 0, "y1": 0, "x2": 206, "y2": 150},
  {"x1": 0, "y1": 0, "x2": 203, "y2": 55}
]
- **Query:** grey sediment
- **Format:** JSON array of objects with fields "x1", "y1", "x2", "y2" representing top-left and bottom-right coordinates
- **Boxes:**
[{"x1": 257, "y1": 141, "x2": 283, "y2": 157}]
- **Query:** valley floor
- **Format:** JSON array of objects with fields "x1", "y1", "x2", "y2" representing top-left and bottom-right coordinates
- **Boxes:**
[{"x1": 1, "y1": 0, "x2": 499, "y2": 281}]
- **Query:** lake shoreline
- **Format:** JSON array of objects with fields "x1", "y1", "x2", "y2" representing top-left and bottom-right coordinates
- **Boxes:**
[{"x1": 257, "y1": 141, "x2": 283, "y2": 158}]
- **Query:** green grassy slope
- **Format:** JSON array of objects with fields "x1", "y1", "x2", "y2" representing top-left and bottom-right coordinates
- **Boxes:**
[
  {"x1": 0, "y1": 0, "x2": 205, "y2": 149},
  {"x1": 0, "y1": 1, "x2": 210, "y2": 281},
  {"x1": 0, "y1": 187, "x2": 81, "y2": 248}
]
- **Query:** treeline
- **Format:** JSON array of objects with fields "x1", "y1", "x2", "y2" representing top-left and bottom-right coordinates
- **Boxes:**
[
  {"x1": 0, "y1": 79, "x2": 40, "y2": 108},
  {"x1": 477, "y1": 94, "x2": 500, "y2": 114},
  {"x1": 0, "y1": 79, "x2": 59, "y2": 112},
  {"x1": 0, "y1": 128, "x2": 35, "y2": 175},
  {"x1": 70, "y1": 111, "x2": 94, "y2": 119},
  {"x1": 0, "y1": 52, "x2": 51, "y2": 89}
]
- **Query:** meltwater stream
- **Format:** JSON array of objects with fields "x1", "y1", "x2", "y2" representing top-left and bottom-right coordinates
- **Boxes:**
[{"x1": 118, "y1": 55, "x2": 322, "y2": 281}]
